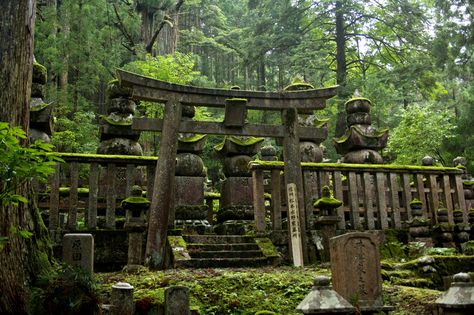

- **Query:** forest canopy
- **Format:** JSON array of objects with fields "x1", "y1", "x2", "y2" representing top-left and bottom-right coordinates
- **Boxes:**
[{"x1": 34, "y1": 0, "x2": 474, "y2": 171}]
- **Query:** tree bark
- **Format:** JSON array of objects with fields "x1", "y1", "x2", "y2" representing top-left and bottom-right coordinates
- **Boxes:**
[
  {"x1": 0, "y1": 1, "x2": 54, "y2": 314},
  {"x1": 334, "y1": 0, "x2": 348, "y2": 138}
]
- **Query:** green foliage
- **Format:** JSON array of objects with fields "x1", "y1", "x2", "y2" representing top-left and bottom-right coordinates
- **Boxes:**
[
  {"x1": 387, "y1": 103, "x2": 456, "y2": 165},
  {"x1": 28, "y1": 264, "x2": 101, "y2": 315},
  {"x1": 51, "y1": 111, "x2": 99, "y2": 153},
  {"x1": 0, "y1": 122, "x2": 62, "y2": 206}
]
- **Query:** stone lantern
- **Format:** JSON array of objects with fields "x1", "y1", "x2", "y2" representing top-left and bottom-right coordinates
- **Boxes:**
[
  {"x1": 313, "y1": 186, "x2": 342, "y2": 262},
  {"x1": 122, "y1": 185, "x2": 150, "y2": 267},
  {"x1": 434, "y1": 273, "x2": 474, "y2": 314}
]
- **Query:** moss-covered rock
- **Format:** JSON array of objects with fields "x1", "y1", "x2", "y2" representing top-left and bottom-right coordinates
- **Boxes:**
[{"x1": 33, "y1": 61, "x2": 47, "y2": 84}]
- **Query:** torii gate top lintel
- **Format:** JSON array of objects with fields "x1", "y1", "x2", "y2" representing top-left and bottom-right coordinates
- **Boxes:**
[{"x1": 117, "y1": 69, "x2": 339, "y2": 109}]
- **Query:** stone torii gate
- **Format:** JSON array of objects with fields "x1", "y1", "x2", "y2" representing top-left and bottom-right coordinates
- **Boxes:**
[{"x1": 117, "y1": 69, "x2": 337, "y2": 269}]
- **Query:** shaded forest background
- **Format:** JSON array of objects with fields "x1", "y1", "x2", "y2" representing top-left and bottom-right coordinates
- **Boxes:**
[{"x1": 34, "y1": 0, "x2": 474, "y2": 172}]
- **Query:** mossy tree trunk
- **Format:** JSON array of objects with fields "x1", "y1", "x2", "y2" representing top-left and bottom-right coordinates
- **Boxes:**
[{"x1": 0, "y1": 1, "x2": 55, "y2": 314}]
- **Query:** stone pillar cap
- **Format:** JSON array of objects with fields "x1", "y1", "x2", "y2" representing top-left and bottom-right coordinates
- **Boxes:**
[
  {"x1": 296, "y1": 276, "x2": 355, "y2": 314},
  {"x1": 112, "y1": 282, "x2": 134, "y2": 290}
]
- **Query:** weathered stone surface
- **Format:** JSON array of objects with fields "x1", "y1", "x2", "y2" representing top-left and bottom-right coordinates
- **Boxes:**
[
  {"x1": 63, "y1": 233, "x2": 94, "y2": 273},
  {"x1": 342, "y1": 149, "x2": 383, "y2": 164},
  {"x1": 97, "y1": 138, "x2": 143, "y2": 155},
  {"x1": 107, "y1": 97, "x2": 136, "y2": 115},
  {"x1": 261, "y1": 145, "x2": 278, "y2": 161},
  {"x1": 174, "y1": 205, "x2": 208, "y2": 220},
  {"x1": 435, "y1": 272, "x2": 474, "y2": 313},
  {"x1": 31, "y1": 82, "x2": 44, "y2": 98},
  {"x1": 347, "y1": 112, "x2": 371, "y2": 125},
  {"x1": 165, "y1": 286, "x2": 190, "y2": 315},
  {"x1": 300, "y1": 141, "x2": 323, "y2": 163},
  {"x1": 224, "y1": 98, "x2": 247, "y2": 127},
  {"x1": 296, "y1": 276, "x2": 355, "y2": 314},
  {"x1": 29, "y1": 128, "x2": 50, "y2": 143},
  {"x1": 330, "y1": 232, "x2": 383, "y2": 310},
  {"x1": 111, "y1": 282, "x2": 134, "y2": 315},
  {"x1": 345, "y1": 98, "x2": 371, "y2": 114},
  {"x1": 220, "y1": 177, "x2": 253, "y2": 208},
  {"x1": 216, "y1": 206, "x2": 254, "y2": 223},
  {"x1": 175, "y1": 153, "x2": 205, "y2": 176},
  {"x1": 223, "y1": 155, "x2": 252, "y2": 176},
  {"x1": 182, "y1": 105, "x2": 196, "y2": 118},
  {"x1": 175, "y1": 176, "x2": 205, "y2": 205}
]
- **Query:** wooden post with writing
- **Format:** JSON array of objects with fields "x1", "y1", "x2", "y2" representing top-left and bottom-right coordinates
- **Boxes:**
[
  {"x1": 282, "y1": 108, "x2": 306, "y2": 266},
  {"x1": 286, "y1": 183, "x2": 304, "y2": 266}
]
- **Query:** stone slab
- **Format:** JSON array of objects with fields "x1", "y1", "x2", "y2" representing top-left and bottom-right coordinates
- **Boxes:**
[
  {"x1": 63, "y1": 233, "x2": 94, "y2": 273},
  {"x1": 329, "y1": 232, "x2": 383, "y2": 309},
  {"x1": 220, "y1": 177, "x2": 253, "y2": 208},
  {"x1": 175, "y1": 176, "x2": 205, "y2": 205}
]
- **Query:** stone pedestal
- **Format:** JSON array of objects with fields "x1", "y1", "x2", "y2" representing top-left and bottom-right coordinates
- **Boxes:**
[{"x1": 111, "y1": 282, "x2": 134, "y2": 315}]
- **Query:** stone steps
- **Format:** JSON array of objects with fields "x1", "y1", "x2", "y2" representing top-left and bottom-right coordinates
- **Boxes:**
[{"x1": 170, "y1": 234, "x2": 279, "y2": 268}]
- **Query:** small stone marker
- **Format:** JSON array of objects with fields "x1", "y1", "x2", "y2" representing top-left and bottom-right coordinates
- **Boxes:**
[
  {"x1": 111, "y1": 282, "x2": 134, "y2": 315},
  {"x1": 287, "y1": 183, "x2": 304, "y2": 267},
  {"x1": 63, "y1": 233, "x2": 94, "y2": 273},
  {"x1": 165, "y1": 286, "x2": 190, "y2": 315},
  {"x1": 329, "y1": 232, "x2": 384, "y2": 311},
  {"x1": 296, "y1": 276, "x2": 355, "y2": 314}
]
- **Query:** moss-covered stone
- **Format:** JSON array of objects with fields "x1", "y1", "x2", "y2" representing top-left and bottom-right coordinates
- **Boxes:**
[
  {"x1": 121, "y1": 196, "x2": 150, "y2": 205},
  {"x1": 284, "y1": 82, "x2": 315, "y2": 91},
  {"x1": 178, "y1": 134, "x2": 206, "y2": 143},
  {"x1": 33, "y1": 61, "x2": 47, "y2": 84},
  {"x1": 214, "y1": 136, "x2": 265, "y2": 152},
  {"x1": 100, "y1": 115, "x2": 133, "y2": 126},
  {"x1": 255, "y1": 238, "x2": 279, "y2": 257},
  {"x1": 410, "y1": 199, "x2": 423, "y2": 206}
]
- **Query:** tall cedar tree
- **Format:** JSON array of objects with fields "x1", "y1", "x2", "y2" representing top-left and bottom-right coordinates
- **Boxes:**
[{"x1": 0, "y1": 1, "x2": 54, "y2": 314}]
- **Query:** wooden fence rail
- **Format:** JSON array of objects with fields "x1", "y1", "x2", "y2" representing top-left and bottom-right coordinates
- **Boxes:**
[{"x1": 250, "y1": 161, "x2": 468, "y2": 233}]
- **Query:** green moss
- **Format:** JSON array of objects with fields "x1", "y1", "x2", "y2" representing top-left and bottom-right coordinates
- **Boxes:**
[
  {"x1": 59, "y1": 187, "x2": 90, "y2": 196},
  {"x1": 344, "y1": 97, "x2": 372, "y2": 106},
  {"x1": 108, "y1": 78, "x2": 119, "y2": 85},
  {"x1": 250, "y1": 160, "x2": 461, "y2": 173},
  {"x1": 255, "y1": 238, "x2": 279, "y2": 257},
  {"x1": 214, "y1": 136, "x2": 265, "y2": 151},
  {"x1": 33, "y1": 62, "x2": 47, "y2": 82},
  {"x1": 313, "y1": 197, "x2": 343, "y2": 208},
  {"x1": 178, "y1": 134, "x2": 206, "y2": 143},
  {"x1": 225, "y1": 98, "x2": 248, "y2": 102},
  {"x1": 168, "y1": 236, "x2": 190, "y2": 261},
  {"x1": 100, "y1": 115, "x2": 132, "y2": 126},
  {"x1": 410, "y1": 199, "x2": 422, "y2": 206},
  {"x1": 31, "y1": 102, "x2": 50, "y2": 112},
  {"x1": 313, "y1": 117, "x2": 330, "y2": 128},
  {"x1": 333, "y1": 125, "x2": 389, "y2": 144},
  {"x1": 121, "y1": 196, "x2": 150, "y2": 205},
  {"x1": 204, "y1": 192, "x2": 221, "y2": 198},
  {"x1": 284, "y1": 82, "x2": 315, "y2": 91},
  {"x1": 464, "y1": 180, "x2": 474, "y2": 186},
  {"x1": 52, "y1": 152, "x2": 158, "y2": 161}
]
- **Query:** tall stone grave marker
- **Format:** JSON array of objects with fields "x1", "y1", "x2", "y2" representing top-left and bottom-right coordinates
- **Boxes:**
[
  {"x1": 63, "y1": 233, "x2": 94, "y2": 273},
  {"x1": 329, "y1": 232, "x2": 383, "y2": 311}
]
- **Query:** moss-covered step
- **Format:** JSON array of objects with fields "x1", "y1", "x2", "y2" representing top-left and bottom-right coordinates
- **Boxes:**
[{"x1": 169, "y1": 235, "x2": 280, "y2": 268}]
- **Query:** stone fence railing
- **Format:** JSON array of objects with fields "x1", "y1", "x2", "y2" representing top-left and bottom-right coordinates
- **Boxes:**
[{"x1": 250, "y1": 161, "x2": 469, "y2": 233}]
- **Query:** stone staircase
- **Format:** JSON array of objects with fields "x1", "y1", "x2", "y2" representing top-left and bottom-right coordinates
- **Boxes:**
[{"x1": 169, "y1": 235, "x2": 280, "y2": 268}]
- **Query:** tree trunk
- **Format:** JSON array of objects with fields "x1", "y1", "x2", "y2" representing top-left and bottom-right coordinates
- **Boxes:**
[
  {"x1": 334, "y1": 0, "x2": 348, "y2": 138},
  {"x1": 0, "y1": 1, "x2": 54, "y2": 314}
]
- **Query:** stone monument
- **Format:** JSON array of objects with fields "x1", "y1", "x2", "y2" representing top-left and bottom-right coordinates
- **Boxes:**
[
  {"x1": 174, "y1": 105, "x2": 210, "y2": 233},
  {"x1": 63, "y1": 233, "x2": 94, "y2": 273},
  {"x1": 329, "y1": 232, "x2": 392, "y2": 313}
]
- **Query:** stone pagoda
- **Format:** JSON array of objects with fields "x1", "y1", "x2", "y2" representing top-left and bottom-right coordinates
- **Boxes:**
[
  {"x1": 333, "y1": 97, "x2": 388, "y2": 164},
  {"x1": 173, "y1": 105, "x2": 210, "y2": 234},
  {"x1": 29, "y1": 61, "x2": 53, "y2": 143},
  {"x1": 97, "y1": 79, "x2": 142, "y2": 155},
  {"x1": 215, "y1": 135, "x2": 264, "y2": 234}
]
